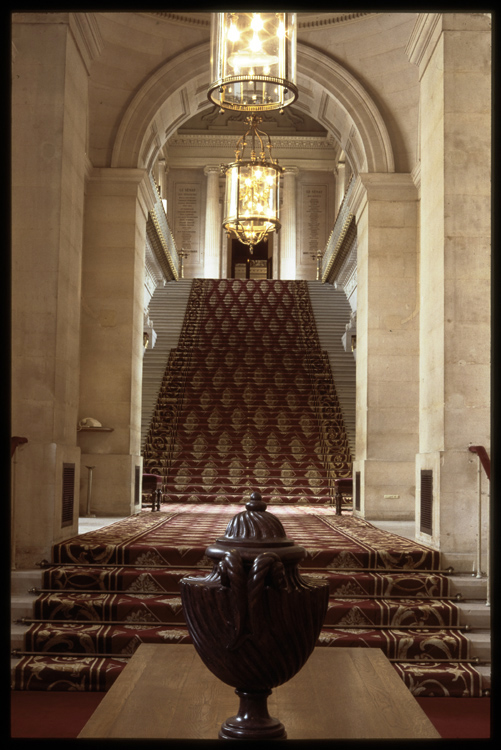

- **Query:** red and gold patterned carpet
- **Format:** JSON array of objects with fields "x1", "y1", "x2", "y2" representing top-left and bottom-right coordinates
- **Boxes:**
[
  {"x1": 13, "y1": 504, "x2": 481, "y2": 697},
  {"x1": 12, "y1": 281, "x2": 484, "y2": 698},
  {"x1": 142, "y1": 279, "x2": 351, "y2": 502}
]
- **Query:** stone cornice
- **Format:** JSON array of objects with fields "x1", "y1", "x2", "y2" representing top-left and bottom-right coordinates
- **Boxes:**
[
  {"x1": 350, "y1": 173, "x2": 418, "y2": 220},
  {"x1": 86, "y1": 167, "x2": 157, "y2": 217},
  {"x1": 298, "y1": 13, "x2": 375, "y2": 30},
  {"x1": 146, "y1": 12, "x2": 374, "y2": 31}
]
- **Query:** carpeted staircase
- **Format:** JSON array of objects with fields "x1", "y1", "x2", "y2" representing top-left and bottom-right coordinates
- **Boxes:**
[
  {"x1": 11, "y1": 279, "x2": 488, "y2": 698},
  {"x1": 142, "y1": 279, "x2": 352, "y2": 503},
  {"x1": 12, "y1": 505, "x2": 485, "y2": 696}
]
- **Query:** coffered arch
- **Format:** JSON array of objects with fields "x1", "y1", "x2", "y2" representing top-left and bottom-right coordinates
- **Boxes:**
[{"x1": 111, "y1": 41, "x2": 395, "y2": 175}]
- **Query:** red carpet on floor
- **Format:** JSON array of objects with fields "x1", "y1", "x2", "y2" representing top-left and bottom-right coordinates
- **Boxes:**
[{"x1": 10, "y1": 691, "x2": 490, "y2": 738}]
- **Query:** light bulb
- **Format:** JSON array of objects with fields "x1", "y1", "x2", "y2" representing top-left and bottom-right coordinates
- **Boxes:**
[
  {"x1": 251, "y1": 13, "x2": 264, "y2": 32},
  {"x1": 277, "y1": 21, "x2": 285, "y2": 39},
  {"x1": 250, "y1": 33, "x2": 262, "y2": 53},
  {"x1": 228, "y1": 22, "x2": 240, "y2": 42}
]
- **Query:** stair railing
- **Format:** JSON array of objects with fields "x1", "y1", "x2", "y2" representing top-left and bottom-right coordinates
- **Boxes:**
[
  {"x1": 320, "y1": 176, "x2": 355, "y2": 284},
  {"x1": 468, "y1": 444, "x2": 490, "y2": 606},
  {"x1": 149, "y1": 174, "x2": 180, "y2": 281}
]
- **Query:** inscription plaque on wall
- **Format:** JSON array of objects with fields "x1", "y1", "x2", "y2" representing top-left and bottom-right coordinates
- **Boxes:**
[
  {"x1": 174, "y1": 183, "x2": 201, "y2": 264},
  {"x1": 301, "y1": 185, "x2": 327, "y2": 263}
]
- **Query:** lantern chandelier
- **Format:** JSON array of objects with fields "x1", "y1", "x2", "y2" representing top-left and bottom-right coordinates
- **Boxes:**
[
  {"x1": 208, "y1": 12, "x2": 298, "y2": 112},
  {"x1": 222, "y1": 113, "x2": 283, "y2": 253},
  {"x1": 209, "y1": 12, "x2": 298, "y2": 252}
]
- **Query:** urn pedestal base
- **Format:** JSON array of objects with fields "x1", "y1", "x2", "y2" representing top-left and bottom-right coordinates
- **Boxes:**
[{"x1": 219, "y1": 689, "x2": 286, "y2": 741}]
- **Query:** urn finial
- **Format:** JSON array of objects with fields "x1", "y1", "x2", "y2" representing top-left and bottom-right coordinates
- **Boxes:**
[{"x1": 246, "y1": 491, "x2": 267, "y2": 512}]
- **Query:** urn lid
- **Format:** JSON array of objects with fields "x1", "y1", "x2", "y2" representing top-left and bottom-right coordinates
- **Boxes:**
[{"x1": 206, "y1": 491, "x2": 305, "y2": 563}]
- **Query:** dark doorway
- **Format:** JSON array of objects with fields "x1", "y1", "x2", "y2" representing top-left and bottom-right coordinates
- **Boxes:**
[{"x1": 231, "y1": 239, "x2": 272, "y2": 279}]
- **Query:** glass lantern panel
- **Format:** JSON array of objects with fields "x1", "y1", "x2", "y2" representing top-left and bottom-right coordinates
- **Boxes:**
[{"x1": 209, "y1": 13, "x2": 297, "y2": 111}]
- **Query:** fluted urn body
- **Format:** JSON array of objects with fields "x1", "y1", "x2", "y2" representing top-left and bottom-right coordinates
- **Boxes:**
[{"x1": 180, "y1": 492, "x2": 329, "y2": 740}]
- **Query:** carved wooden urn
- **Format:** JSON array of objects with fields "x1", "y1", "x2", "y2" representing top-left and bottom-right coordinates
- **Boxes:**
[{"x1": 180, "y1": 492, "x2": 329, "y2": 740}]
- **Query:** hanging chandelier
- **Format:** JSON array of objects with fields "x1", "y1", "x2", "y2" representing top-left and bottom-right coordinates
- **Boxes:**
[
  {"x1": 208, "y1": 12, "x2": 298, "y2": 113},
  {"x1": 222, "y1": 114, "x2": 283, "y2": 253}
]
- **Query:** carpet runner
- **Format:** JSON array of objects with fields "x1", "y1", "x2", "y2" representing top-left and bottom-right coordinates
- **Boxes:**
[
  {"x1": 13, "y1": 505, "x2": 482, "y2": 697},
  {"x1": 142, "y1": 279, "x2": 352, "y2": 502}
]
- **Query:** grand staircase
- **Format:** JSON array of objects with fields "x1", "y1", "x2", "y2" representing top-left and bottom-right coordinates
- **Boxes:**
[
  {"x1": 142, "y1": 279, "x2": 352, "y2": 503},
  {"x1": 11, "y1": 278, "x2": 490, "y2": 698}
]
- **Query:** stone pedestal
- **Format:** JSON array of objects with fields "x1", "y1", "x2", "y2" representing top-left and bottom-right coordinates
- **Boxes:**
[
  {"x1": 351, "y1": 173, "x2": 419, "y2": 522},
  {"x1": 78, "y1": 168, "x2": 155, "y2": 515}
]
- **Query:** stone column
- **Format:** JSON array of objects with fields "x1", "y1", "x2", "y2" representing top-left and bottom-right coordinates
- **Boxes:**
[
  {"x1": 78, "y1": 168, "x2": 155, "y2": 516},
  {"x1": 407, "y1": 13, "x2": 491, "y2": 570},
  {"x1": 203, "y1": 166, "x2": 222, "y2": 278},
  {"x1": 350, "y1": 173, "x2": 420, "y2": 523},
  {"x1": 279, "y1": 167, "x2": 298, "y2": 280},
  {"x1": 11, "y1": 14, "x2": 97, "y2": 567}
]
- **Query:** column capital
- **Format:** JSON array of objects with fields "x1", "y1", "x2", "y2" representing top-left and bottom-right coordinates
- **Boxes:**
[
  {"x1": 204, "y1": 165, "x2": 221, "y2": 178},
  {"x1": 283, "y1": 166, "x2": 299, "y2": 177}
]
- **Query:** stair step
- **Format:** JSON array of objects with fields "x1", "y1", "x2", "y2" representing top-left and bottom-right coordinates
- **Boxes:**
[{"x1": 457, "y1": 601, "x2": 491, "y2": 629}]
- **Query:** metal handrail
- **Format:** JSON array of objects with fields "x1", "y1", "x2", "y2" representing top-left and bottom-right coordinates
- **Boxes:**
[
  {"x1": 468, "y1": 445, "x2": 490, "y2": 480},
  {"x1": 468, "y1": 444, "x2": 490, "y2": 605}
]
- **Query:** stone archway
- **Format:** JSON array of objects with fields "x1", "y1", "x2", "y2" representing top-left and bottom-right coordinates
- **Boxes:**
[{"x1": 111, "y1": 41, "x2": 395, "y2": 176}]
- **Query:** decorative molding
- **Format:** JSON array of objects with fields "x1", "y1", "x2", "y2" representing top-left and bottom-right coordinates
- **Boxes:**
[
  {"x1": 146, "y1": 12, "x2": 210, "y2": 28},
  {"x1": 112, "y1": 40, "x2": 394, "y2": 175},
  {"x1": 411, "y1": 161, "x2": 422, "y2": 195},
  {"x1": 298, "y1": 44, "x2": 395, "y2": 174},
  {"x1": 405, "y1": 13, "x2": 442, "y2": 77},
  {"x1": 204, "y1": 165, "x2": 221, "y2": 177},
  {"x1": 167, "y1": 132, "x2": 336, "y2": 151},
  {"x1": 298, "y1": 13, "x2": 374, "y2": 30},
  {"x1": 111, "y1": 43, "x2": 210, "y2": 169},
  {"x1": 352, "y1": 173, "x2": 418, "y2": 209},
  {"x1": 69, "y1": 12, "x2": 103, "y2": 75},
  {"x1": 146, "y1": 11, "x2": 374, "y2": 31}
]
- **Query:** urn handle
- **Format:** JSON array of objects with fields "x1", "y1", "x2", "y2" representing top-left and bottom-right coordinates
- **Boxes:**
[{"x1": 218, "y1": 549, "x2": 287, "y2": 651}]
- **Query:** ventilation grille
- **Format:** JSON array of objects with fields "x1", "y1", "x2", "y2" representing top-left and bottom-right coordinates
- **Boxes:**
[
  {"x1": 355, "y1": 471, "x2": 361, "y2": 511},
  {"x1": 134, "y1": 465, "x2": 141, "y2": 507},
  {"x1": 420, "y1": 469, "x2": 433, "y2": 535},
  {"x1": 61, "y1": 463, "x2": 75, "y2": 528}
]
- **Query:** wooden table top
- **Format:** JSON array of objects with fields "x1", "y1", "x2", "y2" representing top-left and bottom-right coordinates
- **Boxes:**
[{"x1": 78, "y1": 644, "x2": 440, "y2": 740}]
